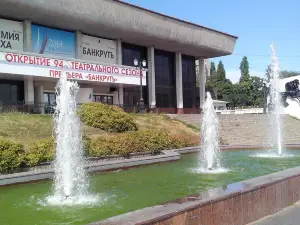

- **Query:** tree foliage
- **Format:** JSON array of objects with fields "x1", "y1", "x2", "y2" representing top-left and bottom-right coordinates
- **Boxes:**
[
  {"x1": 265, "y1": 64, "x2": 272, "y2": 82},
  {"x1": 216, "y1": 61, "x2": 226, "y2": 82},
  {"x1": 205, "y1": 57, "x2": 265, "y2": 107},
  {"x1": 210, "y1": 61, "x2": 216, "y2": 77},
  {"x1": 239, "y1": 56, "x2": 250, "y2": 83},
  {"x1": 280, "y1": 70, "x2": 300, "y2": 79}
]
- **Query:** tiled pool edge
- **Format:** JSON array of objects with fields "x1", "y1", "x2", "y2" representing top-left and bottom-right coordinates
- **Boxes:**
[{"x1": 90, "y1": 165, "x2": 300, "y2": 225}]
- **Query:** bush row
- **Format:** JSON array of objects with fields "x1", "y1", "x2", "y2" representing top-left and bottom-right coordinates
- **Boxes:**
[
  {"x1": 87, "y1": 130, "x2": 198, "y2": 157},
  {"x1": 0, "y1": 138, "x2": 55, "y2": 173},
  {"x1": 0, "y1": 130, "x2": 199, "y2": 173},
  {"x1": 77, "y1": 103, "x2": 137, "y2": 132}
]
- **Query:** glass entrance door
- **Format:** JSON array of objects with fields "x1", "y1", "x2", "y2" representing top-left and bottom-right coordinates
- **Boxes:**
[
  {"x1": 43, "y1": 92, "x2": 56, "y2": 114},
  {"x1": 94, "y1": 95, "x2": 113, "y2": 105}
]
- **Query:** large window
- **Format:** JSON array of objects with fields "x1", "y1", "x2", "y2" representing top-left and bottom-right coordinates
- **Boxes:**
[
  {"x1": 0, "y1": 80, "x2": 24, "y2": 104},
  {"x1": 43, "y1": 92, "x2": 56, "y2": 114},
  {"x1": 43, "y1": 92, "x2": 56, "y2": 105},
  {"x1": 182, "y1": 55, "x2": 196, "y2": 108},
  {"x1": 94, "y1": 95, "x2": 113, "y2": 105},
  {"x1": 155, "y1": 50, "x2": 176, "y2": 108},
  {"x1": 122, "y1": 43, "x2": 147, "y2": 106}
]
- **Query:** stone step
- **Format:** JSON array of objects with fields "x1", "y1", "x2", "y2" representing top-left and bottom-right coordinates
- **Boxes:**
[{"x1": 170, "y1": 114, "x2": 300, "y2": 145}]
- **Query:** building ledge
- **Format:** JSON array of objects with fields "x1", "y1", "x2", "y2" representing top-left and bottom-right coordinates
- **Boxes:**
[{"x1": 0, "y1": 0, "x2": 237, "y2": 58}]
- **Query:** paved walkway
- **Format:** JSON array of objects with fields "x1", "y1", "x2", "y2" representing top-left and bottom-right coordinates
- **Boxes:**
[{"x1": 249, "y1": 203, "x2": 300, "y2": 225}]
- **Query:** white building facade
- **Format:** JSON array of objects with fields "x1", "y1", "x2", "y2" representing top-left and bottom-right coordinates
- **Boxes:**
[{"x1": 0, "y1": 0, "x2": 237, "y2": 114}]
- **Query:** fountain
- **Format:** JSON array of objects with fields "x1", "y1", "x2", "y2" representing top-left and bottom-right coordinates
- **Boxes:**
[
  {"x1": 195, "y1": 92, "x2": 227, "y2": 173},
  {"x1": 45, "y1": 72, "x2": 97, "y2": 205},
  {"x1": 253, "y1": 42, "x2": 294, "y2": 158},
  {"x1": 268, "y1": 42, "x2": 283, "y2": 155}
]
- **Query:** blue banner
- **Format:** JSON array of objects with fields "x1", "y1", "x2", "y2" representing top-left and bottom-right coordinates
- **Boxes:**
[{"x1": 31, "y1": 25, "x2": 76, "y2": 58}]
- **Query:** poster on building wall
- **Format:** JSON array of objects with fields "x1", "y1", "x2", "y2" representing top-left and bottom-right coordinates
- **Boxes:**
[
  {"x1": 80, "y1": 34, "x2": 117, "y2": 64},
  {"x1": 31, "y1": 25, "x2": 76, "y2": 58},
  {"x1": 0, "y1": 51, "x2": 147, "y2": 86},
  {"x1": 0, "y1": 19, "x2": 23, "y2": 51}
]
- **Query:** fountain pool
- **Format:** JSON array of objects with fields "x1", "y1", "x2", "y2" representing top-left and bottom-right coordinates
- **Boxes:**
[{"x1": 1, "y1": 149, "x2": 300, "y2": 225}]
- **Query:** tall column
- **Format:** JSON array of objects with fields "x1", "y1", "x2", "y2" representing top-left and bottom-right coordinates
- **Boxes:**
[
  {"x1": 24, "y1": 76, "x2": 34, "y2": 103},
  {"x1": 116, "y1": 40, "x2": 124, "y2": 105},
  {"x1": 118, "y1": 87, "x2": 124, "y2": 105},
  {"x1": 76, "y1": 31, "x2": 82, "y2": 58},
  {"x1": 116, "y1": 39, "x2": 122, "y2": 64},
  {"x1": 147, "y1": 46, "x2": 156, "y2": 108},
  {"x1": 198, "y1": 57, "x2": 206, "y2": 112},
  {"x1": 34, "y1": 86, "x2": 44, "y2": 114},
  {"x1": 176, "y1": 52, "x2": 183, "y2": 114},
  {"x1": 23, "y1": 20, "x2": 32, "y2": 52}
]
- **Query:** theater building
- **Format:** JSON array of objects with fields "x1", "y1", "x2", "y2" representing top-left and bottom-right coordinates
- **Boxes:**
[{"x1": 0, "y1": 0, "x2": 237, "y2": 114}]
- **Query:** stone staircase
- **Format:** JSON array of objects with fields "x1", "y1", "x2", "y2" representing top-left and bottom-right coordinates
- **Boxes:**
[{"x1": 169, "y1": 114, "x2": 300, "y2": 145}]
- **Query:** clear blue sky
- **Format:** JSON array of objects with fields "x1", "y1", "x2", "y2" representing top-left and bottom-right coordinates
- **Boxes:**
[{"x1": 124, "y1": 0, "x2": 300, "y2": 83}]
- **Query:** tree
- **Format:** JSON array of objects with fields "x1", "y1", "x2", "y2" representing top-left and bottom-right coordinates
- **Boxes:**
[
  {"x1": 216, "y1": 60, "x2": 226, "y2": 82},
  {"x1": 205, "y1": 61, "x2": 228, "y2": 99},
  {"x1": 265, "y1": 64, "x2": 272, "y2": 82},
  {"x1": 210, "y1": 61, "x2": 216, "y2": 77},
  {"x1": 280, "y1": 70, "x2": 300, "y2": 79},
  {"x1": 239, "y1": 56, "x2": 250, "y2": 83}
]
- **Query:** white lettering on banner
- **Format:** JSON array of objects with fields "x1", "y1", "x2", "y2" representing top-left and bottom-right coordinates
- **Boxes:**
[
  {"x1": 80, "y1": 34, "x2": 117, "y2": 64},
  {"x1": 0, "y1": 52, "x2": 146, "y2": 86},
  {"x1": 0, "y1": 19, "x2": 23, "y2": 51}
]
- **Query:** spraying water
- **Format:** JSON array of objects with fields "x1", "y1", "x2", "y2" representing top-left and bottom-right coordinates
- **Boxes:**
[
  {"x1": 45, "y1": 73, "x2": 96, "y2": 205},
  {"x1": 268, "y1": 42, "x2": 283, "y2": 155},
  {"x1": 195, "y1": 92, "x2": 227, "y2": 173}
]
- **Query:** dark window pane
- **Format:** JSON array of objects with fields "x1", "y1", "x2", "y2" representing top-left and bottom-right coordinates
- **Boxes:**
[
  {"x1": 107, "y1": 97, "x2": 113, "y2": 105},
  {"x1": 0, "y1": 84, "x2": 10, "y2": 103},
  {"x1": 11, "y1": 85, "x2": 17, "y2": 102},
  {"x1": 43, "y1": 93, "x2": 49, "y2": 103},
  {"x1": 155, "y1": 50, "x2": 176, "y2": 108},
  {"x1": 0, "y1": 80, "x2": 24, "y2": 104},
  {"x1": 49, "y1": 94, "x2": 56, "y2": 104},
  {"x1": 182, "y1": 55, "x2": 196, "y2": 108},
  {"x1": 122, "y1": 43, "x2": 147, "y2": 106}
]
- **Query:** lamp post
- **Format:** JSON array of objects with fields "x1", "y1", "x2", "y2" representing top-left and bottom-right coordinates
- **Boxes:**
[
  {"x1": 134, "y1": 58, "x2": 147, "y2": 113},
  {"x1": 262, "y1": 79, "x2": 267, "y2": 114}
]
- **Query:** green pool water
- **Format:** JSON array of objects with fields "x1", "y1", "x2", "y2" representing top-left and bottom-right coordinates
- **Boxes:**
[{"x1": 1, "y1": 150, "x2": 300, "y2": 225}]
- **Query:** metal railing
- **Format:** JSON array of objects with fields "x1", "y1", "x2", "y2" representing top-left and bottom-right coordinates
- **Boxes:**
[
  {"x1": 0, "y1": 101, "x2": 160, "y2": 114},
  {"x1": 0, "y1": 101, "x2": 203, "y2": 114}
]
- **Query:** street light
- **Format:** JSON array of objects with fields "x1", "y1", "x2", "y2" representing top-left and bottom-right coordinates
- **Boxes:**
[
  {"x1": 133, "y1": 58, "x2": 147, "y2": 113},
  {"x1": 261, "y1": 79, "x2": 267, "y2": 114}
]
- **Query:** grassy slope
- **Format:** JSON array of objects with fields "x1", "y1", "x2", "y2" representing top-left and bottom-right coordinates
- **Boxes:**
[{"x1": 0, "y1": 113, "x2": 199, "y2": 150}]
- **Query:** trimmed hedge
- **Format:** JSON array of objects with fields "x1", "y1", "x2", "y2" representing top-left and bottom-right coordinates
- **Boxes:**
[
  {"x1": 25, "y1": 136, "x2": 91, "y2": 167},
  {"x1": 0, "y1": 131, "x2": 199, "y2": 172},
  {"x1": 25, "y1": 138, "x2": 55, "y2": 166},
  {"x1": 78, "y1": 103, "x2": 137, "y2": 132},
  {"x1": 0, "y1": 139, "x2": 24, "y2": 172},
  {"x1": 88, "y1": 130, "x2": 195, "y2": 157}
]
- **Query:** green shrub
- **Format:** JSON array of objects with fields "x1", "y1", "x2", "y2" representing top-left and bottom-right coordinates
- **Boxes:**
[
  {"x1": 82, "y1": 134, "x2": 92, "y2": 155},
  {"x1": 169, "y1": 132, "x2": 199, "y2": 148},
  {"x1": 88, "y1": 135, "x2": 112, "y2": 157},
  {"x1": 0, "y1": 139, "x2": 24, "y2": 172},
  {"x1": 25, "y1": 138, "x2": 55, "y2": 166},
  {"x1": 25, "y1": 135, "x2": 92, "y2": 166},
  {"x1": 88, "y1": 129, "x2": 193, "y2": 157},
  {"x1": 133, "y1": 130, "x2": 182, "y2": 154},
  {"x1": 78, "y1": 103, "x2": 137, "y2": 133}
]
